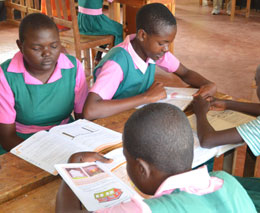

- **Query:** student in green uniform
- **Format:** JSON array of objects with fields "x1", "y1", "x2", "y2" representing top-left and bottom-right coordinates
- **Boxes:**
[
  {"x1": 0, "y1": 13, "x2": 88, "y2": 154},
  {"x1": 56, "y1": 103, "x2": 256, "y2": 213},
  {"x1": 83, "y1": 3, "x2": 216, "y2": 120},
  {"x1": 77, "y1": 0, "x2": 123, "y2": 63}
]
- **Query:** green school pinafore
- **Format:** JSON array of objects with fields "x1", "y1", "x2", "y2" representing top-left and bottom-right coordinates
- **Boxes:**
[
  {"x1": 0, "y1": 54, "x2": 77, "y2": 154},
  {"x1": 94, "y1": 47, "x2": 155, "y2": 99},
  {"x1": 144, "y1": 171, "x2": 257, "y2": 213},
  {"x1": 78, "y1": 0, "x2": 123, "y2": 45}
]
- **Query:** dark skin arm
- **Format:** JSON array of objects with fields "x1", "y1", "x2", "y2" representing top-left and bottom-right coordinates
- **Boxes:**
[
  {"x1": 192, "y1": 96, "x2": 245, "y2": 148},
  {"x1": 83, "y1": 81, "x2": 166, "y2": 120},
  {"x1": 56, "y1": 152, "x2": 112, "y2": 213},
  {"x1": 175, "y1": 63, "x2": 217, "y2": 98},
  {"x1": 0, "y1": 123, "x2": 24, "y2": 151},
  {"x1": 0, "y1": 112, "x2": 82, "y2": 152}
]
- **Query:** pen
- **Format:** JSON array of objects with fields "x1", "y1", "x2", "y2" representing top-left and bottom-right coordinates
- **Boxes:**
[{"x1": 167, "y1": 93, "x2": 194, "y2": 100}]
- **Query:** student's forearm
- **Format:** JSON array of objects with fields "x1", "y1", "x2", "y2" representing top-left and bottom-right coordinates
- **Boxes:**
[
  {"x1": 56, "y1": 181, "x2": 89, "y2": 213},
  {"x1": 0, "y1": 136, "x2": 23, "y2": 151},
  {"x1": 195, "y1": 112, "x2": 243, "y2": 148},
  {"x1": 0, "y1": 123, "x2": 24, "y2": 151},
  {"x1": 177, "y1": 70, "x2": 212, "y2": 88},
  {"x1": 225, "y1": 100, "x2": 260, "y2": 116},
  {"x1": 83, "y1": 93, "x2": 150, "y2": 120}
]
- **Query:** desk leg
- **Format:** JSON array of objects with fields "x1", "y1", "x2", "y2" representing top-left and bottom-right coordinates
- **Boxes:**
[
  {"x1": 246, "y1": 0, "x2": 251, "y2": 18},
  {"x1": 230, "y1": 0, "x2": 236, "y2": 21},
  {"x1": 232, "y1": 144, "x2": 247, "y2": 177}
]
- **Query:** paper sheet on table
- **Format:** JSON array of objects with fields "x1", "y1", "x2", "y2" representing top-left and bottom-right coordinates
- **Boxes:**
[{"x1": 137, "y1": 87, "x2": 198, "y2": 110}]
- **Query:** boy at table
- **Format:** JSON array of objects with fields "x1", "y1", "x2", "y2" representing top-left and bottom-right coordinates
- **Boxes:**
[
  {"x1": 56, "y1": 103, "x2": 257, "y2": 212},
  {"x1": 83, "y1": 3, "x2": 216, "y2": 120},
  {"x1": 0, "y1": 13, "x2": 88, "y2": 154}
]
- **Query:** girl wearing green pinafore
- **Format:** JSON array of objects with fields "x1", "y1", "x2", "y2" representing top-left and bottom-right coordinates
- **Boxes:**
[{"x1": 78, "y1": 0, "x2": 123, "y2": 46}]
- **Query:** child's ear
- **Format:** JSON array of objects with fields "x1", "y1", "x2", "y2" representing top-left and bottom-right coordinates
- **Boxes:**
[
  {"x1": 16, "y1": 40, "x2": 23, "y2": 53},
  {"x1": 136, "y1": 158, "x2": 151, "y2": 179},
  {"x1": 136, "y1": 29, "x2": 147, "y2": 42}
]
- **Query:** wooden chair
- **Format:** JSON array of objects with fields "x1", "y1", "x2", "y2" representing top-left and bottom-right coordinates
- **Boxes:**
[
  {"x1": 5, "y1": 0, "x2": 41, "y2": 26},
  {"x1": 45, "y1": 0, "x2": 115, "y2": 77},
  {"x1": 213, "y1": 144, "x2": 260, "y2": 177}
]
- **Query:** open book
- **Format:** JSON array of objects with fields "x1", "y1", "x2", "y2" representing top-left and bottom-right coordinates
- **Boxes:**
[
  {"x1": 189, "y1": 110, "x2": 256, "y2": 167},
  {"x1": 137, "y1": 87, "x2": 198, "y2": 110},
  {"x1": 11, "y1": 119, "x2": 122, "y2": 175},
  {"x1": 55, "y1": 148, "x2": 144, "y2": 212}
]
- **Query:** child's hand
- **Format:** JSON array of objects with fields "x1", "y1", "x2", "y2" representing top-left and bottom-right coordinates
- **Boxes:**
[
  {"x1": 68, "y1": 152, "x2": 113, "y2": 164},
  {"x1": 193, "y1": 82, "x2": 217, "y2": 99},
  {"x1": 192, "y1": 95, "x2": 210, "y2": 115},
  {"x1": 210, "y1": 98, "x2": 227, "y2": 111},
  {"x1": 144, "y1": 81, "x2": 167, "y2": 103}
]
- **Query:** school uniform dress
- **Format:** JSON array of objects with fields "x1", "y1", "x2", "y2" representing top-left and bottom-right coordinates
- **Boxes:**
[
  {"x1": 96, "y1": 166, "x2": 257, "y2": 213},
  {"x1": 236, "y1": 116, "x2": 260, "y2": 156},
  {"x1": 0, "y1": 52, "x2": 88, "y2": 154},
  {"x1": 90, "y1": 34, "x2": 180, "y2": 100},
  {"x1": 78, "y1": 0, "x2": 123, "y2": 45}
]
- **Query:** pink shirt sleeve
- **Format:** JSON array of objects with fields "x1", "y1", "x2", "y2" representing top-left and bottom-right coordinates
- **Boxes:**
[
  {"x1": 74, "y1": 59, "x2": 88, "y2": 113},
  {"x1": 95, "y1": 195, "x2": 151, "y2": 213},
  {"x1": 90, "y1": 60, "x2": 124, "y2": 100},
  {"x1": 156, "y1": 51, "x2": 180, "y2": 73},
  {"x1": 0, "y1": 66, "x2": 16, "y2": 124}
]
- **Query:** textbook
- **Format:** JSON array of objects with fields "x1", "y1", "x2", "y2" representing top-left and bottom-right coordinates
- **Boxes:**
[
  {"x1": 137, "y1": 87, "x2": 198, "y2": 110},
  {"x1": 189, "y1": 110, "x2": 256, "y2": 166},
  {"x1": 55, "y1": 148, "x2": 144, "y2": 212},
  {"x1": 11, "y1": 119, "x2": 122, "y2": 175}
]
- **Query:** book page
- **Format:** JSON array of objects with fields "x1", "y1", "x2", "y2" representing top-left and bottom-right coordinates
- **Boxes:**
[
  {"x1": 137, "y1": 87, "x2": 198, "y2": 110},
  {"x1": 55, "y1": 162, "x2": 140, "y2": 211},
  {"x1": 11, "y1": 131, "x2": 81, "y2": 175},
  {"x1": 161, "y1": 87, "x2": 198, "y2": 110},
  {"x1": 11, "y1": 120, "x2": 122, "y2": 175},
  {"x1": 50, "y1": 119, "x2": 122, "y2": 152}
]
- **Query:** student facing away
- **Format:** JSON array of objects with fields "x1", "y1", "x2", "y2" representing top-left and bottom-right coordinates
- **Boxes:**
[
  {"x1": 56, "y1": 103, "x2": 257, "y2": 212},
  {"x1": 83, "y1": 3, "x2": 217, "y2": 120},
  {"x1": 0, "y1": 13, "x2": 88, "y2": 154}
]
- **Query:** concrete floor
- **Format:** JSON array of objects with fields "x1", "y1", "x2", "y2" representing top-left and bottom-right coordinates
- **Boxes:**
[{"x1": 0, "y1": 0, "x2": 260, "y2": 101}]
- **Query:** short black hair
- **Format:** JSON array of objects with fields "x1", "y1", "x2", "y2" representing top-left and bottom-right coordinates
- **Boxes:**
[
  {"x1": 19, "y1": 13, "x2": 58, "y2": 43},
  {"x1": 123, "y1": 103, "x2": 194, "y2": 175},
  {"x1": 136, "y1": 3, "x2": 177, "y2": 35}
]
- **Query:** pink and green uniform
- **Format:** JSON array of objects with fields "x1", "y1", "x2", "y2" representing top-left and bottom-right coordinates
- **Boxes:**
[
  {"x1": 78, "y1": 0, "x2": 123, "y2": 45},
  {"x1": 0, "y1": 52, "x2": 88, "y2": 154},
  {"x1": 96, "y1": 166, "x2": 257, "y2": 213}
]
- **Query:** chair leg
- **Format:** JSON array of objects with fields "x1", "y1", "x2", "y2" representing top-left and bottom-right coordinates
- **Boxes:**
[{"x1": 83, "y1": 49, "x2": 92, "y2": 77}]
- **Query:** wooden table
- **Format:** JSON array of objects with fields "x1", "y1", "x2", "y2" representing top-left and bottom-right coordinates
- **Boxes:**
[
  {"x1": 0, "y1": 70, "x2": 258, "y2": 212},
  {"x1": 108, "y1": 0, "x2": 176, "y2": 53}
]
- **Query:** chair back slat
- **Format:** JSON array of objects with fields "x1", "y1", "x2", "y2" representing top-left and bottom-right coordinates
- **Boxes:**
[
  {"x1": 255, "y1": 157, "x2": 260, "y2": 177},
  {"x1": 54, "y1": 0, "x2": 62, "y2": 18},
  {"x1": 60, "y1": 0, "x2": 69, "y2": 20}
]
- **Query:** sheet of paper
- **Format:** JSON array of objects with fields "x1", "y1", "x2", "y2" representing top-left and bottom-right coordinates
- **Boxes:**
[
  {"x1": 137, "y1": 87, "x2": 198, "y2": 110},
  {"x1": 50, "y1": 119, "x2": 122, "y2": 152},
  {"x1": 55, "y1": 162, "x2": 140, "y2": 211},
  {"x1": 188, "y1": 110, "x2": 255, "y2": 131}
]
